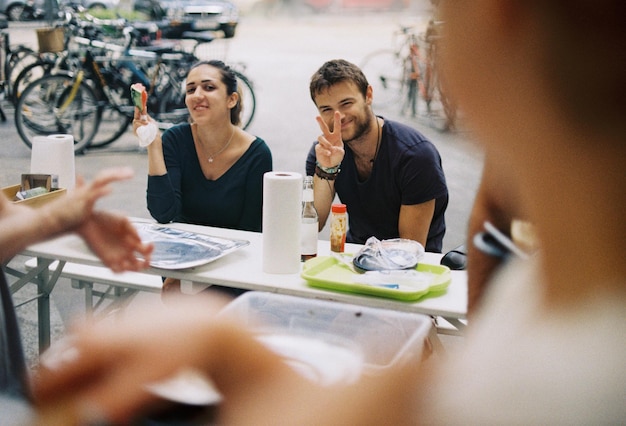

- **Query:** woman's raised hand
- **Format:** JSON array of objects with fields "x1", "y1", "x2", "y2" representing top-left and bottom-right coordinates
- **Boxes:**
[{"x1": 132, "y1": 108, "x2": 159, "y2": 147}]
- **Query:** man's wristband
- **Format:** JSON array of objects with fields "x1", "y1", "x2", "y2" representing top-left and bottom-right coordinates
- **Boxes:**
[
  {"x1": 315, "y1": 164, "x2": 340, "y2": 180},
  {"x1": 316, "y1": 161, "x2": 341, "y2": 173}
]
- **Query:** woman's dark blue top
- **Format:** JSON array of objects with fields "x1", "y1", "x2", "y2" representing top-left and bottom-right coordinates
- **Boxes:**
[{"x1": 147, "y1": 124, "x2": 273, "y2": 232}]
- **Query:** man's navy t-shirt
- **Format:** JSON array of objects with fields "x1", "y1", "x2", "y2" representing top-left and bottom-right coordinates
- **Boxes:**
[{"x1": 306, "y1": 118, "x2": 448, "y2": 252}]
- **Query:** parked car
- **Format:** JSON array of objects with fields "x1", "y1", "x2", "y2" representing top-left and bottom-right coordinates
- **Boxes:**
[
  {"x1": 62, "y1": 0, "x2": 119, "y2": 10},
  {"x1": 306, "y1": 0, "x2": 408, "y2": 11},
  {"x1": 143, "y1": 0, "x2": 239, "y2": 39},
  {"x1": 1, "y1": 0, "x2": 45, "y2": 21},
  {"x1": 82, "y1": 0, "x2": 119, "y2": 9}
]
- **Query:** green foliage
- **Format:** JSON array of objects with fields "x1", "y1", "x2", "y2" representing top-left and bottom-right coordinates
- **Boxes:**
[{"x1": 82, "y1": 8, "x2": 151, "y2": 21}]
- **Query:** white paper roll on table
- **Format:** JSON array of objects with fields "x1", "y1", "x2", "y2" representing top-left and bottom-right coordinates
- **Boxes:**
[
  {"x1": 30, "y1": 134, "x2": 76, "y2": 190},
  {"x1": 262, "y1": 172, "x2": 303, "y2": 274}
]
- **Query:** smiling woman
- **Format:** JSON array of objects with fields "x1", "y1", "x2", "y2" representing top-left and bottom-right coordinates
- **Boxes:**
[{"x1": 134, "y1": 59, "x2": 272, "y2": 298}]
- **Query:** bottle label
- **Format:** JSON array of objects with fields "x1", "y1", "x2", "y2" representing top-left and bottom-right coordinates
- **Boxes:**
[{"x1": 301, "y1": 221, "x2": 318, "y2": 258}]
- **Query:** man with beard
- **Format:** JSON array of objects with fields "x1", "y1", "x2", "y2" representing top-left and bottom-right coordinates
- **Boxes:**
[{"x1": 305, "y1": 59, "x2": 448, "y2": 252}]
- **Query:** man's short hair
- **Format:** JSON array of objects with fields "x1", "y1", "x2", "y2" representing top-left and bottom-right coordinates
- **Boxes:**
[{"x1": 309, "y1": 59, "x2": 369, "y2": 102}]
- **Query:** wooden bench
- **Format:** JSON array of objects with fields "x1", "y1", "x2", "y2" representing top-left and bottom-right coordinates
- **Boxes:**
[{"x1": 24, "y1": 258, "x2": 162, "y2": 318}]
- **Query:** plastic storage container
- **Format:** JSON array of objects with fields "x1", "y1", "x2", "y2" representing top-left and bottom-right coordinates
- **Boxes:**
[{"x1": 219, "y1": 291, "x2": 433, "y2": 376}]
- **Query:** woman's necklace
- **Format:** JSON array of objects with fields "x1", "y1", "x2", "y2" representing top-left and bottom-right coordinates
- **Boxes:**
[
  {"x1": 370, "y1": 117, "x2": 382, "y2": 164},
  {"x1": 206, "y1": 127, "x2": 235, "y2": 163}
]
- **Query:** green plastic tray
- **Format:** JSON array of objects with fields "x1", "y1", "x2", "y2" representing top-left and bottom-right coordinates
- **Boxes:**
[{"x1": 301, "y1": 255, "x2": 451, "y2": 301}]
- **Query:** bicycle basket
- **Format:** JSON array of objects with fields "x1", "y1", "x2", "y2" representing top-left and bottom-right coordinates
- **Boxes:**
[{"x1": 37, "y1": 28, "x2": 65, "y2": 53}]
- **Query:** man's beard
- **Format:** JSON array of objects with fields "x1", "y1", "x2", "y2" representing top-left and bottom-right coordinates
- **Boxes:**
[{"x1": 343, "y1": 112, "x2": 374, "y2": 144}]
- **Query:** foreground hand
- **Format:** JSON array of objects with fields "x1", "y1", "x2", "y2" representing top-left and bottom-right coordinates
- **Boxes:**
[
  {"x1": 54, "y1": 167, "x2": 153, "y2": 272},
  {"x1": 77, "y1": 210, "x2": 152, "y2": 272},
  {"x1": 32, "y1": 296, "x2": 288, "y2": 425},
  {"x1": 33, "y1": 294, "x2": 424, "y2": 425},
  {"x1": 315, "y1": 111, "x2": 345, "y2": 168}
]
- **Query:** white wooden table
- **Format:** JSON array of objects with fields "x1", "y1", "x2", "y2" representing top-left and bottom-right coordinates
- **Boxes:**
[{"x1": 16, "y1": 219, "x2": 467, "y2": 352}]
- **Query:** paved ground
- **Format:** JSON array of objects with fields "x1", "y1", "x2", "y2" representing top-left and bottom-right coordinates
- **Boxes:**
[{"x1": 3, "y1": 10, "x2": 483, "y2": 364}]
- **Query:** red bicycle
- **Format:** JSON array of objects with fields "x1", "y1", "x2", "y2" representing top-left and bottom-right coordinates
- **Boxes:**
[{"x1": 360, "y1": 20, "x2": 457, "y2": 132}]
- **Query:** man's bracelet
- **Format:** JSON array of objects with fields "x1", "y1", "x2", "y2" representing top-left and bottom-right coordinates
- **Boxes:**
[
  {"x1": 315, "y1": 164, "x2": 340, "y2": 180},
  {"x1": 315, "y1": 161, "x2": 341, "y2": 174}
]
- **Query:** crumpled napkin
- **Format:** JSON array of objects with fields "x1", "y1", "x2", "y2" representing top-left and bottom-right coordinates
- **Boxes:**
[
  {"x1": 352, "y1": 237, "x2": 424, "y2": 272},
  {"x1": 136, "y1": 118, "x2": 158, "y2": 147}
]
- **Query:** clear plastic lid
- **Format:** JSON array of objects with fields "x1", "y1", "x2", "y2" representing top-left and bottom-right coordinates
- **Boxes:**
[{"x1": 352, "y1": 237, "x2": 424, "y2": 272}]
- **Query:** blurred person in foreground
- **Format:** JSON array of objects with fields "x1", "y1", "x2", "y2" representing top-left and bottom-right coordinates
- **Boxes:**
[
  {"x1": 32, "y1": 1, "x2": 626, "y2": 424},
  {"x1": 465, "y1": 153, "x2": 525, "y2": 316},
  {"x1": 0, "y1": 168, "x2": 153, "y2": 421},
  {"x1": 305, "y1": 59, "x2": 449, "y2": 253}
]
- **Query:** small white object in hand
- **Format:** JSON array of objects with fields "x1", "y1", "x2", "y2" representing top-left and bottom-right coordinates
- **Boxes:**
[{"x1": 136, "y1": 116, "x2": 158, "y2": 147}]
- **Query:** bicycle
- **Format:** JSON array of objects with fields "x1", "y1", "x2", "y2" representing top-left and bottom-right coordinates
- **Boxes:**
[
  {"x1": 14, "y1": 34, "x2": 147, "y2": 153},
  {"x1": 14, "y1": 31, "x2": 257, "y2": 152},
  {"x1": 10, "y1": 11, "x2": 158, "y2": 106},
  {"x1": 153, "y1": 32, "x2": 257, "y2": 132},
  {"x1": 0, "y1": 20, "x2": 38, "y2": 121},
  {"x1": 11, "y1": 14, "x2": 167, "y2": 148},
  {"x1": 94, "y1": 31, "x2": 256, "y2": 144},
  {"x1": 414, "y1": 19, "x2": 457, "y2": 132},
  {"x1": 360, "y1": 21, "x2": 457, "y2": 132},
  {"x1": 9, "y1": 14, "x2": 102, "y2": 106}
]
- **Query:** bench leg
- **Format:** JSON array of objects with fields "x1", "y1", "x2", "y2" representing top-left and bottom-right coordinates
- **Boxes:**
[{"x1": 72, "y1": 279, "x2": 95, "y2": 318}]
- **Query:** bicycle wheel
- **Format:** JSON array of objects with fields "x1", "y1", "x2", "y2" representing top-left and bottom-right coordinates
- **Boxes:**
[
  {"x1": 360, "y1": 49, "x2": 404, "y2": 109},
  {"x1": 11, "y1": 60, "x2": 54, "y2": 105},
  {"x1": 418, "y1": 54, "x2": 456, "y2": 132},
  {"x1": 156, "y1": 78, "x2": 189, "y2": 126},
  {"x1": 5, "y1": 46, "x2": 38, "y2": 98},
  {"x1": 234, "y1": 70, "x2": 256, "y2": 130},
  {"x1": 88, "y1": 69, "x2": 134, "y2": 148},
  {"x1": 15, "y1": 73, "x2": 99, "y2": 153}
]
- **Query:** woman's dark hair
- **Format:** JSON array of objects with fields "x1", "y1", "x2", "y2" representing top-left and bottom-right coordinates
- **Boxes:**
[
  {"x1": 189, "y1": 60, "x2": 242, "y2": 126},
  {"x1": 309, "y1": 59, "x2": 369, "y2": 103}
]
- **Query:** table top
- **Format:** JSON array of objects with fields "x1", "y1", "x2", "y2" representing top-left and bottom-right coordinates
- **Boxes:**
[{"x1": 23, "y1": 219, "x2": 467, "y2": 319}]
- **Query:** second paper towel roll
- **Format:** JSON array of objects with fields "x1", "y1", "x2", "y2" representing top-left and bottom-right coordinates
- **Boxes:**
[
  {"x1": 30, "y1": 134, "x2": 76, "y2": 190},
  {"x1": 262, "y1": 172, "x2": 302, "y2": 274}
]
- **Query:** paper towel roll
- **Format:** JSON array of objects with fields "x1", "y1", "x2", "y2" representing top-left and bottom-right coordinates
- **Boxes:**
[
  {"x1": 31, "y1": 134, "x2": 76, "y2": 190},
  {"x1": 262, "y1": 172, "x2": 303, "y2": 274}
]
